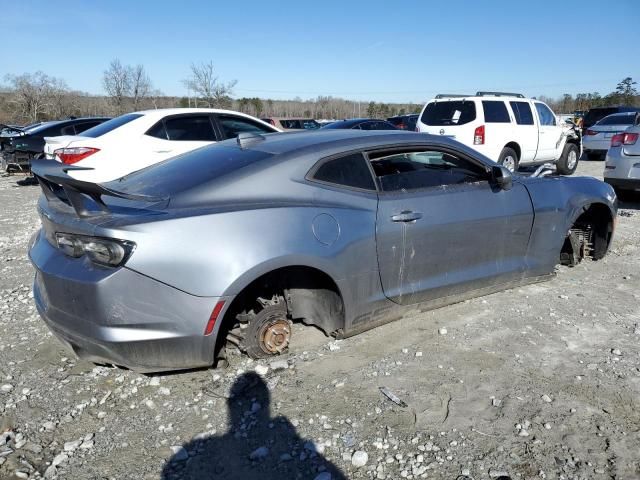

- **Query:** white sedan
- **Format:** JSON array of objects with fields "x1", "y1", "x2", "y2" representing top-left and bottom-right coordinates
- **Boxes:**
[{"x1": 44, "y1": 108, "x2": 280, "y2": 183}]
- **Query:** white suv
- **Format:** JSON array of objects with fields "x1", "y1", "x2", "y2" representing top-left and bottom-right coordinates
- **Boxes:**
[{"x1": 416, "y1": 92, "x2": 581, "y2": 175}]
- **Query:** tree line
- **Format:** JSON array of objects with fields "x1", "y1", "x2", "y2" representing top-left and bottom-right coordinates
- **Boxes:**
[{"x1": 1, "y1": 60, "x2": 637, "y2": 125}]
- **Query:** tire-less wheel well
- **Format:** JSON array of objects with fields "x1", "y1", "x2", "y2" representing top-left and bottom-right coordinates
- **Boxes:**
[
  {"x1": 560, "y1": 203, "x2": 613, "y2": 266},
  {"x1": 214, "y1": 266, "x2": 345, "y2": 361}
]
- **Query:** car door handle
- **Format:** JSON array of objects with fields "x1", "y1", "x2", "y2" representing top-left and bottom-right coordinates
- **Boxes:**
[{"x1": 391, "y1": 211, "x2": 423, "y2": 222}]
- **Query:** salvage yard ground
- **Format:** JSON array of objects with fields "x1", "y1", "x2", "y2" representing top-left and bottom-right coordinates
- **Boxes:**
[{"x1": 0, "y1": 160, "x2": 639, "y2": 480}]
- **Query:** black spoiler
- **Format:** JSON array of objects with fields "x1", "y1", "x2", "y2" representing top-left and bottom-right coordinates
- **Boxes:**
[{"x1": 31, "y1": 159, "x2": 168, "y2": 218}]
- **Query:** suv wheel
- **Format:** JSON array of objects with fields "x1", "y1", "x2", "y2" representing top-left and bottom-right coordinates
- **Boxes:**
[
  {"x1": 498, "y1": 147, "x2": 518, "y2": 172},
  {"x1": 557, "y1": 143, "x2": 579, "y2": 175}
]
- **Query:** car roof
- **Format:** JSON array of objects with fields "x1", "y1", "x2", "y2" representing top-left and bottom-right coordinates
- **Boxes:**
[
  {"x1": 322, "y1": 118, "x2": 380, "y2": 127},
  {"x1": 132, "y1": 108, "x2": 262, "y2": 119}
]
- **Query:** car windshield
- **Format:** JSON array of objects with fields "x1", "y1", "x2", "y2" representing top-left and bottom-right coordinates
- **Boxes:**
[
  {"x1": 584, "y1": 108, "x2": 616, "y2": 125},
  {"x1": 112, "y1": 144, "x2": 273, "y2": 196},
  {"x1": 596, "y1": 114, "x2": 636, "y2": 126},
  {"x1": 80, "y1": 113, "x2": 142, "y2": 138},
  {"x1": 421, "y1": 101, "x2": 476, "y2": 126}
]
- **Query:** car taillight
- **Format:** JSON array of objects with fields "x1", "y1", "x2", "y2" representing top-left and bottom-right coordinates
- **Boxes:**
[
  {"x1": 623, "y1": 132, "x2": 639, "y2": 145},
  {"x1": 585, "y1": 129, "x2": 598, "y2": 136},
  {"x1": 611, "y1": 133, "x2": 625, "y2": 147},
  {"x1": 54, "y1": 147, "x2": 100, "y2": 165},
  {"x1": 474, "y1": 125, "x2": 485, "y2": 145}
]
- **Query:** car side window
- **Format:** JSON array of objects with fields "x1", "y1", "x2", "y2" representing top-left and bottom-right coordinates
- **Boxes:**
[
  {"x1": 535, "y1": 103, "x2": 557, "y2": 126},
  {"x1": 311, "y1": 152, "x2": 376, "y2": 191},
  {"x1": 217, "y1": 115, "x2": 274, "y2": 139},
  {"x1": 369, "y1": 149, "x2": 486, "y2": 193},
  {"x1": 482, "y1": 101, "x2": 511, "y2": 123},
  {"x1": 510, "y1": 101, "x2": 534, "y2": 125},
  {"x1": 163, "y1": 115, "x2": 216, "y2": 141},
  {"x1": 146, "y1": 120, "x2": 169, "y2": 140}
]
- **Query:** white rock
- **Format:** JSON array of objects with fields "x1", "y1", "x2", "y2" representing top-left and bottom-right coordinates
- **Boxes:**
[
  {"x1": 269, "y1": 359, "x2": 289, "y2": 371},
  {"x1": 249, "y1": 446, "x2": 269, "y2": 460},
  {"x1": 254, "y1": 365, "x2": 269, "y2": 376},
  {"x1": 611, "y1": 348, "x2": 622, "y2": 356},
  {"x1": 438, "y1": 328, "x2": 447, "y2": 335},
  {"x1": 44, "y1": 465, "x2": 57, "y2": 479},
  {"x1": 97, "y1": 411, "x2": 107, "y2": 419},
  {"x1": 64, "y1": 439, "x2": 82, "y2": 452},
  {"x1": 0, "y1": 384, "x2": 13, "y2": 393},
  {"x1": 158, "y1": 387, "x2": 171, "y2": 396},
  {"x1": 170, "y1": 445, "x2": 188, "y2": 461},
  {"x1": 518, "y1": 429, "x2": 529, "y2": 437},
  {"x1": 149, "y1": 377, "x2": 161, "y2": 386},
  {"x1": 352, "y1": 450, "x2": 369, "y2": 467},
  {"x1": 415, "y1": 351, "x2": 423, "y2": 357},
  {"x1": 145, "y1": 399, "x2": 156, "y2": 409},
  {"x1": 52, "y1": 453, "x2": 68, "y2": 467},
  {"x1": 541, "y1": 394, "x2": 552, "y2": 403},
  {"x1": 15, "y1": 471, "x2": 28, "y2": 479}
]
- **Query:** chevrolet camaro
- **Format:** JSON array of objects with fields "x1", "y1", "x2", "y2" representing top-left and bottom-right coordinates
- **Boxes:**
[{"x1": 29, "y1": 130, "x2": 617, "y2": 372}]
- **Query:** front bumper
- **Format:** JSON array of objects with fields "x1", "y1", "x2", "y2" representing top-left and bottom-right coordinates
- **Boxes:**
[{"x1": 29, "y1": 230, "x2": 229, "y2": 372}]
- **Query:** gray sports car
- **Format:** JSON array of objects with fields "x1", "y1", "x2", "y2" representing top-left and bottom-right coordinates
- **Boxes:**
[{"x1": 29, "y1": 130, "x2": 617, "y2": 372}]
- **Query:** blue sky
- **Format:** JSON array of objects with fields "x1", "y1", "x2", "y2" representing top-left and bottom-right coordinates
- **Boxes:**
[{"x1": 1, "y1": 0, "x2": 638, "y2": 103}]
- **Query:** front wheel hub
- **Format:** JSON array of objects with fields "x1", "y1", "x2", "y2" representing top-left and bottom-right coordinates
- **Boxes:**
[{"x1": 259, "y1": 318, "x2": 291, "y2": 355}]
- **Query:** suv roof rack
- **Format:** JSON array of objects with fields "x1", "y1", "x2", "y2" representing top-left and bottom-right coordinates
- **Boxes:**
[
  {"x1": 434, "y1": 94, "x2": 472, "y2": 99},
  {"x1": 476, "y1": 91, "x2": 525, "y2": 98}
]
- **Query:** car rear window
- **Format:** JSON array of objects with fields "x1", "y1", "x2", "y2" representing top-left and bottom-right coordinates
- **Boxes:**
[
  {"x1": 311, "y1": 153, "x2": 375, "y2": 190},
  {"x1": 421, "y1": 101, "x2": 476, "y2": 126},
  {"x1": 482, "y1": 101, "x2": 510, "y2": 123},
  {"x1": 597, "y1": 114, "x2": 636, "y2": 126},
  {"x1": 111, "y1": 145, "x2": 273, "y2": 196},
  {"x1": 280, "y1": 120, "x2": 302, "y2": 129},
  {"x1": 165, "y1": 115, "x2": 217, "y2": 141},
  {"x1": 81, "y1": 114, "x2": 142, "y2": 138},
  {"x1": 509, "y1": 101, "x2": 534, "y2": 125}
]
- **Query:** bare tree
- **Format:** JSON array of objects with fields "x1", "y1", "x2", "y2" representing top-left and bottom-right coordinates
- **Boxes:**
[
  {"x1": 183, "y1": 61, "x2": 236, "y2": 108},
  {"x1": 130, "y1": 64, "x2": 152, "y2": 110},
  {"x1": 102, "y1": 59, "x2": 131, "y2": 114},
  {"x1": 4, "y1": 71, "x2": 69, "y2": 123}
]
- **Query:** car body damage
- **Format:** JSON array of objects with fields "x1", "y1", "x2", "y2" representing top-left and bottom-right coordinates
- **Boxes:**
[{"x1": 28, "y1": 130, "x2": 617, "y2": 372}]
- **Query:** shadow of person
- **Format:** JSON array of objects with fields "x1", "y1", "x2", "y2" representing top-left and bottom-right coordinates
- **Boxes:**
[{"x1": 161, "y1": 372, "x2": 348, "y2": 480}]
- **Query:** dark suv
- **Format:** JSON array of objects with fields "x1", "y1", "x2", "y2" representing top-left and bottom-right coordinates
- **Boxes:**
[
  {"x1": 387, "y1": 114, "x2": 419, "y2": 131},
  {"x1": 1, "y1": 117, "x2": 109, "y2": 174}
]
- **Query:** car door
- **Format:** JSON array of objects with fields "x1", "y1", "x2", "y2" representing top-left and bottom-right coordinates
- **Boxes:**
[
  {"x1": 534, "y1": 102, "x2": 562, "y2": 161},
  {"x1": 509, "y1": 101, "x2": 538, "y2": 163},
  {"x1": 372, "y1": 146, "x2": 534, "y2": 305}
]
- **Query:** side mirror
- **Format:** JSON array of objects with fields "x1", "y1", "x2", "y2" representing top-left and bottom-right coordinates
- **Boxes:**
[{"x1": 492, "y1": 165, "x2": 513, "y2": 191}]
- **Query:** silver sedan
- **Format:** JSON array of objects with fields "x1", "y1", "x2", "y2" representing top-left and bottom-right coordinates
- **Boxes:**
[
  {"x1": 29, "y1": 130, "x2": 616, "y2": 372},
  {"x1": 604, "y1": 124, "x2": 640, "y2": 197},
  {"x1": 583, "y1": 112, "x2": 640, "y2": 160}
]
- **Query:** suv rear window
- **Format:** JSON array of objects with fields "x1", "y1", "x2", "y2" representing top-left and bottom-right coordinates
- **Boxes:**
[
  {"x1": 509, "y1": 101, "x2": 534, "y2": 125},
  {"x1": 482, "y1": 101, "x2": 510, "y2": 123},
  {"x1": 82, "y1": 114, "x2": 141, "y2": 138},
  {"x1": 421, "y1": 101, "x2": 476, "y2": 126}
]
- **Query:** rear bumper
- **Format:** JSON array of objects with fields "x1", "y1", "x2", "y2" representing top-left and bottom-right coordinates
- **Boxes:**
[{"x1": 29, "y1": 229, "x2": 229, "y2": 372}]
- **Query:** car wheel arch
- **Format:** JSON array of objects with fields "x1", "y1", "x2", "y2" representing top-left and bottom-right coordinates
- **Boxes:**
[
  {"x1": 504, "y1": 141, "x2": 521, "y2": 160},
  {"x1": 561, "y1": 202, "x2": 615, "y2": 264},
  {"x1": 218, "y1": 262, "x2": 347, "y2": 344}
]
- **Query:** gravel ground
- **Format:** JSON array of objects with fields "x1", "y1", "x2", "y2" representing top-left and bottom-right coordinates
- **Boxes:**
[{"x1": 0, "y1": 160, "x2": 639, "y2": 480}]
